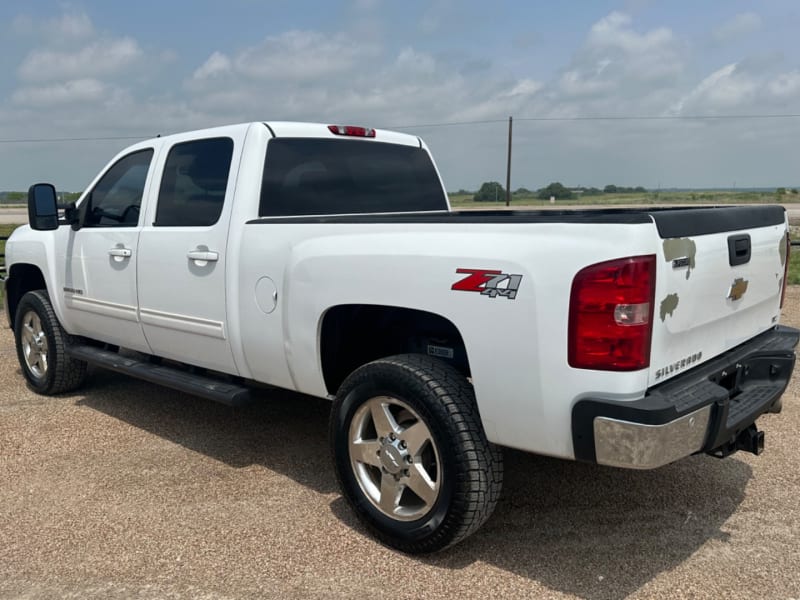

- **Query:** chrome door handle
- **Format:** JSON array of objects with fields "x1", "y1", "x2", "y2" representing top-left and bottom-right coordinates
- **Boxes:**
[
  {"x1": 187, "y1": 250, "x2": 219, "y2": 262},
  {"x1": 108, "y1": 247, "x2": 132, "y2": 258}
]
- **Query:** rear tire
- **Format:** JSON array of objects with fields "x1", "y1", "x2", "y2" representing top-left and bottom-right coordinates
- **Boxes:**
[
  {"x1": 14, "y1": 290, "x2": 87, "y2": 395},
  {"x1": 330, "y1": 354, "x2": 503, "y2": 553}
]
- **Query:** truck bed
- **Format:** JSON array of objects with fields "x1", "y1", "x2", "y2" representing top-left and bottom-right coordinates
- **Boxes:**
[{"x1": 248, "y1": 205, "x2": 786, "y2": 236}]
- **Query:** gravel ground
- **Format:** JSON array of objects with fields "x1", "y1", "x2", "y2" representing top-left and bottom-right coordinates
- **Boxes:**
[{"x1": 2, "y1": 293, "x2": 800, "y2": 600}]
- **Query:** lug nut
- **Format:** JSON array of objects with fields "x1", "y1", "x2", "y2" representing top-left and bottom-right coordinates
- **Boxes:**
[
  {"x1": 403, "y1": 469, "x2": 410, "y2": 477},
  {"x1": 399, "y1": 440, "x2": 407, "y2": 449},
  {"x1": 389, "y1": 433, "x2": 396, "y2": 441}
]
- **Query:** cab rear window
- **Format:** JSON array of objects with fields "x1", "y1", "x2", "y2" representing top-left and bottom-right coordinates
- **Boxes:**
[{"x1": 259, "y1": 138, "x2": 447, "y2": 217}]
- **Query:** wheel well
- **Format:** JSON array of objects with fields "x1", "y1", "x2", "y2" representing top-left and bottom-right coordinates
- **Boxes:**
[
  {"x1": 320, "y1": 304, "x2": 469, "y2": 395},
  {"x1": 6, "y1": 264, "x2": 46, "y2": 326}
]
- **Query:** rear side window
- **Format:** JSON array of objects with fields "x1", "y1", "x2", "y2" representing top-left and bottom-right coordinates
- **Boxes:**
[
  {"x1": 259, "y1": 139, "x2": 447, "y2": 217},
  {"x1": 155, "y1": 137, "x2": 233, "y2": 227},
  {"x1": 83, "y1": 149, "x2": 153, "y2": 228}
]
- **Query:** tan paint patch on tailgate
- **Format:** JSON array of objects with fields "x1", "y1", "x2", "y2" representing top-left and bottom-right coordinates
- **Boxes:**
[
  {"x1": 660, "y1": 293, "x2": 679, "y2": 321},
  {"x1": 728, "y1": 277, "x2": 749, "y2": 301},
  {"x1": 662, "y1": 238, "x2": 696, "y2": 280}
]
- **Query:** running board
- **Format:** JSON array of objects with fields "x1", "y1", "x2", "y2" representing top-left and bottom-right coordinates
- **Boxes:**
[{"x1": 66, "y1": 345, "x2": 252, "y2": 406}]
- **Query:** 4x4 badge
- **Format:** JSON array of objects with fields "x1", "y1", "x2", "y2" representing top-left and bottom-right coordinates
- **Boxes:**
[{"x1": 451, "y1": 268, "x2": 523, "y2": 299}]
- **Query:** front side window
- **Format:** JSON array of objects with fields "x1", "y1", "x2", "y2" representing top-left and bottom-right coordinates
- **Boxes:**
[
  {"x1": 155, "y1": 137, "x2": 234, "y2": 227},
  {"x1": 83, "y1": 149, "x2": 153, "y2": 227}
]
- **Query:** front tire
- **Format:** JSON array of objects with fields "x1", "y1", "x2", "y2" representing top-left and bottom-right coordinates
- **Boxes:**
[
  {"x1": 330, "y1": 354, "x2": 503, "y2": 553},
  {"x1": 14, "y1": 290, "x2": 87, "y2": 395}
]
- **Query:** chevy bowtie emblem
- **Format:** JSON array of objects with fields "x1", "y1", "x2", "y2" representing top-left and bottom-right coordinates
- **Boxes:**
[{"x1": 728, "y1": 277, "x2": 749, "y2": 301}]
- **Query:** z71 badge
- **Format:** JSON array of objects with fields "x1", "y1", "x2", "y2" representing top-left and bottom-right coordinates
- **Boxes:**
[{"x1": 451, "y1": 268, "x2": 523, "y2": 299}]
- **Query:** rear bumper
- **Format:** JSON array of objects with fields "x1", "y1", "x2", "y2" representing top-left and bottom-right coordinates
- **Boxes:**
[{"x1": 572, "y1": 325, "x2": 799, "y2": 469}]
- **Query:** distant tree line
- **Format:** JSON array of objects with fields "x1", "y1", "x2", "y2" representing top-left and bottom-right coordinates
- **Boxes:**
[
  {"x1": 470, "y1": 181, "x2": 650, "y2": 201},
  {"x1": 601, "y1": 184, "x2": 647, "y2": 194},
  {"x1": 0, "y1": 191, "x2": 26, "y2": 204},
  {"x1": 466, "y1": 183, "x2": 800, "y2": 202},
  {"x1": 0, "y1": 191, "x2": 80, "y2": 204}
]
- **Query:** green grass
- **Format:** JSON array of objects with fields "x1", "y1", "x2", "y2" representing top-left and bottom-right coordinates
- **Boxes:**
[
  {"x1": 787, "y1": 247, "x2": 800, "y2": 286},
  {"x1": 449, "y1": 190, "x2": 798, "y2": 208}
]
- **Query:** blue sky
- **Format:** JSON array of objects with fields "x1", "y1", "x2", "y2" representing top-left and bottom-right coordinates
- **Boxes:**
[{"x1": 1, "y1": 1, "x2": 799, "y2": 191}]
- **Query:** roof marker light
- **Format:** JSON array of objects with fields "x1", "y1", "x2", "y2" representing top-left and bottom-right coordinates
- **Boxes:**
[{"x1": 328, "y1": 125, "x2": 376, "y2": 138}]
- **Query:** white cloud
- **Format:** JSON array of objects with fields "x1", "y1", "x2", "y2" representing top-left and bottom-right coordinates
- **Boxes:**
[
  {"x1": 12, "y1": 79, "x2": 108, "y2": 107},
  {"x1": 192, "y1": 52, "x2": 232, "y2": 80},
  {"x1": 449, "y1": 78, "x2": 542, "y2": 123},
  {"x1": 418, "y1": 0, "x2": 452, "y2": 34},
  {"x1": 394, "y1": 47, "x2": 437, "y2": 76},
  {"x1": 549, "y1": 11, "x2": 684, "y2": 116},
  {"x1": 588, "y1": 12, "x2": 674, "y2": 55},
  {"x1": 559, "y1": 68, "x2": 614, "y2": 98},
  {"x1": 3, "y1": 6, "x2": 799, "y2": 192},
  {"x1": 671, "y1": 63, "x2": 758, "y2": 114},
  {"x1": 506, "y1": 79, "x2": 542, "y2": 98},
  {"x1": 768, "y1": 71, "x2": 800, "y2": 98},
  {"x1": 233, "y1": 30, "x2": 377, "y2": 82},
  {"x1": 45, "y1": 12, "x2": 94, "y2": 39},
  {"x1": 712, "y1": 12, "x2": 762, "y2": 43},
  {"x1": 18, "y1": 38, "x2": 143, "y2": 83}
]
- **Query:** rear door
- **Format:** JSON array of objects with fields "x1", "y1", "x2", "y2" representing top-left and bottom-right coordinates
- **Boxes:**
[
  {"x1": 648, "y1": 206, "x2": 788, "y2": 384},
  {"x1": 136, "y1": 129, "x2": 246, "y2": 374}
]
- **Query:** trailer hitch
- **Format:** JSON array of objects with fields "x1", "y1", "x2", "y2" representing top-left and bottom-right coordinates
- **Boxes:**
[{"x1": 708, "y1": 424, "x2": 765, "y2": 458}]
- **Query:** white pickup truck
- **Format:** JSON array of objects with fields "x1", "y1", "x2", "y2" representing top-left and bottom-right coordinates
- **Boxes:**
[{"x1": 4, "y1": 121, "x2": 798, "y2": 553}]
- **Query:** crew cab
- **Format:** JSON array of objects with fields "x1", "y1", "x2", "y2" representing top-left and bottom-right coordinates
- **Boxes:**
[{"x1": 4, "y1": 121, "x2": 798, "y2": 553}]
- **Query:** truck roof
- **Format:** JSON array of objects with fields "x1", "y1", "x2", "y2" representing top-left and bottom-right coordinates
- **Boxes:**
[
  {"x1": 141, "y1": 121, "x2": 422, "y2": 149},
  {"x1": 266, "y1": 122, "x2": 422, "y2": 147}
]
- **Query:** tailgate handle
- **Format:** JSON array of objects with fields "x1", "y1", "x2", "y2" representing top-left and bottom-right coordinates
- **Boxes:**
[{"x1": 728, "y1": 234, "x2": 751, "y2": 266}]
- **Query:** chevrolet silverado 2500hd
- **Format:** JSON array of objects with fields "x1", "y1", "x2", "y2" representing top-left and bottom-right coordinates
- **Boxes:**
[{"x1": 5, "y1": 121, "x2": 798, "y2": 553}]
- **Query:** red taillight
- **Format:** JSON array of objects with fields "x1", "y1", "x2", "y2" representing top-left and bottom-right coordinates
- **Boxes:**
[
  {"x1": 568, "y1": 255, "x2": 656, "y2": 371},
  {"x1": 327, "y1": 124, "x2": 376, "y2": 138},
  {"x1": 781, "y1": 232, "x2": 790, "y2": 308}
]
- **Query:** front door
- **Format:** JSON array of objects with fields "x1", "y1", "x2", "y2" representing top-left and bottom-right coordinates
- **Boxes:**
[
  {"x1": 62, "y1": 148, "x2": 155, "y2": 352},
  {"x1": 136, "y1": 135, "x2": 241, "y2": 374}
]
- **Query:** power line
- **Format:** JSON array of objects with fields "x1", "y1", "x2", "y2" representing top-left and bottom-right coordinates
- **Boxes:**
[
  {"x1": 0, "y1": 135, "x2": 145, "y2": 144},
  {"x1": 388, "y1": 113, "x2": 800, "y2": 129},
  {"x1": 519, "y1": 113, "x2": 800, "y2": 122},
  {"x1": 2, "y1": 112, "x2": 800, "y2": 143},
  {"x1": 387, "y1": 118, "x2": 508, "y2": 129}
]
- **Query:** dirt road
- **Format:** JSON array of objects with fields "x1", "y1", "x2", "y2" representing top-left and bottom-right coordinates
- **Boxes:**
[
  {"x1": 1, "y1": 294, "x2": 800, "y2": 599},
  {"x1": 0, "y1": 208, "x2": 25, "y2": 225}
]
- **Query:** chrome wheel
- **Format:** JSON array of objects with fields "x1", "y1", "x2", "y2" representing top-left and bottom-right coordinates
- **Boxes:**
[
  {"x1": 348, "y1": 396, "x2": 441, "y2": 521},
  {"x1": 20, "y1": 310, "x2": 49, "y2": 379}
]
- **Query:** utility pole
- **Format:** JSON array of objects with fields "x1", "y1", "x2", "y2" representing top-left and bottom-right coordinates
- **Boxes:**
[{"x1": 505, "y1": 116, "x2": 513, "y2": 207}]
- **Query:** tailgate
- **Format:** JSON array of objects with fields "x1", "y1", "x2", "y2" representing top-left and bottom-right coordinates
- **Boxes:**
[{"x1": 648, "y1": 206, "x2": 788, "y2": 385}]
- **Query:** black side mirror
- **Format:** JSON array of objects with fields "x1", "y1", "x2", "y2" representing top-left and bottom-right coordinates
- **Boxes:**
[{"x1": 27, "y1": 183, "x2": 59, "y2": 231}]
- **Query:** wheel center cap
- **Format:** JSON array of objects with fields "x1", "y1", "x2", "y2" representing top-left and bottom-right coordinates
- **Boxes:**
[{"x1": 380, "y1": 445, "x2": 405, "y2": 475}]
